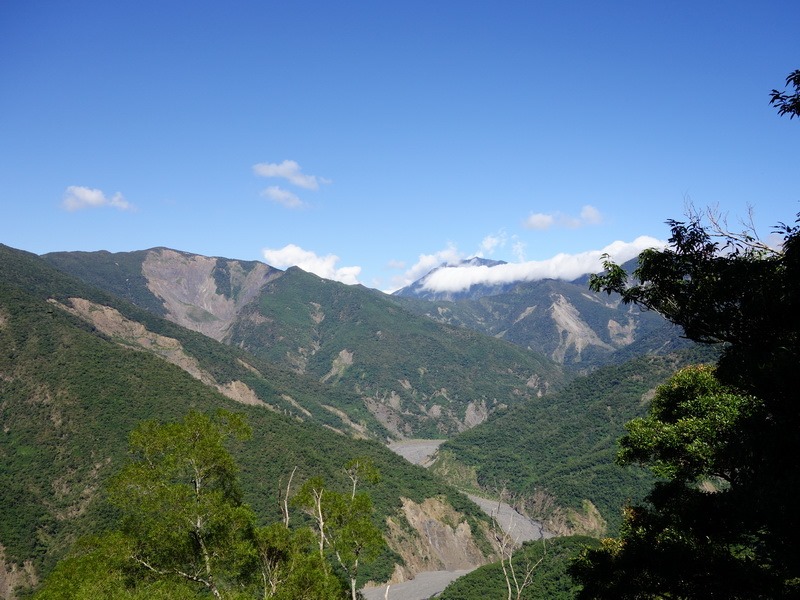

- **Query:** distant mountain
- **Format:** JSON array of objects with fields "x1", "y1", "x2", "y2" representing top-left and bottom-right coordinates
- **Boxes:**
[
  {"x1": 394, "y1": 257, "x2": 511, "y2": 301},
  {"x1": 392, "y1": 259, "x2": 691, "y2": 369},
  {"x1": 0, "y1": 244, "x2": 498, "y2": 598},
  {"x1": 43, "y1": 248, "x2": 567, "y2": 438}
]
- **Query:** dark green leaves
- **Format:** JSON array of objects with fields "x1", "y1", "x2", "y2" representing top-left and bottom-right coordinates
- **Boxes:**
[{"x1": 769, "y1": 69, "x2": 800, "y2": 119}]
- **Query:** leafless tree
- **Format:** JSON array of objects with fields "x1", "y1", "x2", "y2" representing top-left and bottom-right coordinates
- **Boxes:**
[{"x1": 490, "y1": 489, "x2": 545, "y2": 600}]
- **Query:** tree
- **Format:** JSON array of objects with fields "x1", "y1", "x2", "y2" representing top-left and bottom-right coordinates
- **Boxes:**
[
  {"x1": 107, "y1": 410, "x2": 254, "y2": 599},
  {"x1": 252, "y1": 523, "x2": 345, "y2": 600},
  {"x1": 294, "y1": 459, "x2": 385, "y2": 600},
  {"x1": 36, "y1": 410, "x2": 350, "y2": 599},
  {"x1": 770, "y1": 69, "x2": 800, "y2": 119},
  {"x1": 571, "y1": 210, "x2": 800, "y2": 598}
]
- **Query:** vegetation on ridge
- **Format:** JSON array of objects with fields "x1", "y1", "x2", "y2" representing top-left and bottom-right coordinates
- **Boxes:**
[
  {"x1": 0, "y1": 246, "x2": 492, "y2": 597},
  {"x1": 571, "y1": 206, "x2": 800, "y2": 597}
]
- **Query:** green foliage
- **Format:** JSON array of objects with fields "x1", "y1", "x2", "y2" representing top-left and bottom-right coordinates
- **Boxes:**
[
  {"x1": 251, "y1": 524, "x2": 344, "y2": 600},
  {"x1": 35, "y1": 412, "x2": 351, "y2": 599},
  {"x1": 618, "y1": 365, "x2": 759, "y2": 482},
  {"x1": 575, "y1": 213, "x2": 800, "y2": 597},
  {"x1": 33, "y1": 532, "x2": 199, "y2": 600},
  {"x1": 770, "y1": 69, "x2": 800, "y2": 119},
  {"x1": 434, "y1": 347, "x2": 714, "y2": 533},
  {"x1": 107, "y1": 411, "x2": 255, "y2": 596},
  {"x1": 293, "y1": 466, "x2": 386, "y2": 599},
  {"x1": 439, "y1": 536, "x2": 601, "y2": 600},
  {"x1": 0, "y1": 245, "x2": 493, "y2": 595}
]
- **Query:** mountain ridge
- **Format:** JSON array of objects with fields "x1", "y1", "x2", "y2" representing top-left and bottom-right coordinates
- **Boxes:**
[
  {"x1": 0, "y1": 243, "x2": 505, "y2": 598},
  {"x1": 42, "y1": 247, "x2": 567, "y2": 438},
  {"x1": 392, "y1": 258, "x2": 689, "y2": 369}
]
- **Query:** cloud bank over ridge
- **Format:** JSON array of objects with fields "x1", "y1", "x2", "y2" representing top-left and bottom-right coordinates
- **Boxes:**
[
  {"x1": 417, "y1": 236, "x2": 664, "y2": 293},
  {"x1": 262, "y1": 244, "x2": 361, "y2": 285}
]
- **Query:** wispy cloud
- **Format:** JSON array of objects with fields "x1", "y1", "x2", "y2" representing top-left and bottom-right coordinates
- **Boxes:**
[
  {"x1": 253, "y1": 160, "x2": 330, "y2": 209},
  {"x1": 417, "y1": 236, "x2": 664, "y2": 294},
  {"x1": 524, "y1": 204, "x2": 603, "y2": 230},
  {"x1": 392, "y1": 243, "x2": 463, "y2": 289},
  {"x1": 261, "y1": 186, "x2": 304, "y2": 208},
  {"x1": 253, "y1": 160, "x2": 330, "y2": 190},
  {"x1": 479, "y1": 232, "x2": 505, "y2": 255},
  {"x1": 262, "y1": 244, "x2": 361, "y2": 285},
  {"x1": 62, "y1": 186, "x2": 133, "y2": 212}
]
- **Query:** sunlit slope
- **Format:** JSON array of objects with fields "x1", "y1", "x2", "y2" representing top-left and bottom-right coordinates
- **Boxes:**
[
  {"x1": 0, "y1": 245, "x2": 494, "y2": 592},
  {"x1": 44, "y1": 249, "x2": 567, "y2": 437},
  {"x1": 432, "y1": 345, "x2": 719, "y2": 535}
]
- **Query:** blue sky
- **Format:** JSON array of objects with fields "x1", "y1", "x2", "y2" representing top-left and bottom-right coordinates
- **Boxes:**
[{"x1": 1, "y1": 1, "x2": 798, "y2": 292}]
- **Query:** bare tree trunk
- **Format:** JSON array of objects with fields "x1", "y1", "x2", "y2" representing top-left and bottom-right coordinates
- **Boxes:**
[{"x1": 280, "y1": 466, "x2": 297, "y2": 527}]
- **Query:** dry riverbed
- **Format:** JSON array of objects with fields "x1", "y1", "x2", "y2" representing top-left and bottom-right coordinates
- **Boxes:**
[{"x1": 363, "y1": 439, "x2": 550, "y2": 600}]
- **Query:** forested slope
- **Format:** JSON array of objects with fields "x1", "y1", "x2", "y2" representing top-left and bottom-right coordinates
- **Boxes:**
[
  {"x1": 0, "y1": 245, "x2": 492, "y2": 597},
  {"x1": 433, "y1": 345, "x2": 718, "y2": 535}
]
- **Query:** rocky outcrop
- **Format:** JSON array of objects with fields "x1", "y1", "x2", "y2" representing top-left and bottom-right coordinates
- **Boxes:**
[
  {"x1": 52, "y1": 298, "x2": 266, "y2": 408},
  {"x1": 383, "y1": 497, "x2": 491, "y2": 583},
  {"x1": 549, "y1": 294, "x2": 613, "y2": 362},
  {"x1": 141, "y1": 249, "x2": 280, "y2": 342},
  {"x1": 0, "y1": 546, "x2": 37, "y2": 600}
]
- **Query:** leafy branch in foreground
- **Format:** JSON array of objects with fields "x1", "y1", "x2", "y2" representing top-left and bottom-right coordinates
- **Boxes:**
[
  {"x1": 575, "y1": 210, "x2": 800, "y2": 598},
  {"x1": 770, "y1": 69, "x2": 800, "y2": 119}
]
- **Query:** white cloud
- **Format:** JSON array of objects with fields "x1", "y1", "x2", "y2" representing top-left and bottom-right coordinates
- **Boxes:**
[
  {"x1": 252, "y1": 159, "x2": 330, "y2": 190},
  {"x1": 524, "y1": 212, "x2": 555, "y2": 230},
  {"x1": 62, "y1": 186, "x2": 133, "y2": 212},
  {"x1": 524, "y1": 204, "x2": 604, "y2": 230},
  {"x1": 407, "y1": 244, "x2": 462, "y2": 280},
  {"x1": 418, "y1": 236, "x2": 665, "y2": 293},
  {"x1": 580, "y1": 204, "x2": 603, "y2": 225},
  {"x1": 512, "y1": 240, "x2": 527, "y2": 262},
  {"x1": 479, "y1": 232, "x2": 506, "y2": 255},
  {"x1": 386, "y1": 243, "x2": 464, "y2": 292},
  {"x1": 261, "y1": 186, "x2": 305, "y2": 208},
  {"x1": 262, "y1": 244, "x2": 361, "y2": 285}
]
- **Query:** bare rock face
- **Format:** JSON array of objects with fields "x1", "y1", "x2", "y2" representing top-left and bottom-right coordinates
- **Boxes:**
[
  {"x1": 141, "y1": 249, "x2": 280, "y2": 342},
  {"x1": 384, "y1": 497, "x2": 491, "y2": 583},
  {"x1": 549, "y1": 294, "x2": 612, "y2": 362},
  {"x1": 53, "y1": 298, "x2": 265, "y2": 408},
  {"x1": 607, "y1": 314, "x2": 637, "y2": 346},
  {"x1": 0, "y1": 545, "x2": 37, "y2": 600}
]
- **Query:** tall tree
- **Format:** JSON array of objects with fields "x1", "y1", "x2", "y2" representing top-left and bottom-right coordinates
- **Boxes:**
[
  {"x1": 107, "y1": 410, "x2": 254, "y2": 599},
  {"x1": 35, "y1": 410, "x2": 350, "y2": 599},
  {"x1": 295, "y1": 459, "x2": 385, "y2": 600},
  {"x1": 571, "y1": 209, "x2": 800, "y2": 598}
]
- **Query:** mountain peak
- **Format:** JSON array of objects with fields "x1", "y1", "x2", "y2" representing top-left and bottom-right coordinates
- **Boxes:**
[{"x1": 393, "y1": 257, "x2": 510, "y2": 301}]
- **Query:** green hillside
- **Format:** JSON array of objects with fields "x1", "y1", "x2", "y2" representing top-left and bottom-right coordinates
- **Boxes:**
[
  {"x1": 42, "y1": 249, "x2": 170, "y2": 317},
  {"x1": 44, "y1": 249, "x2": 568, "y2": 438},
  {"x1": 17, "y1": 245, "x2": 388, "y2": 436},
  {"x1": 0, "y1": 246, "x2": 491, "y2": 596},
  {"x1": 432, "y1": 345, "x2": 719, "y2": 535},
  {"x1": 230, "y1": 267, "x2": 566, "y2": 437}
]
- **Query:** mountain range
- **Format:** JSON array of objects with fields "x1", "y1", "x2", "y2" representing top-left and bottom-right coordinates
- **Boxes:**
[{"x1": 0, "y1": 243, "x2": 702, "y2": 598}]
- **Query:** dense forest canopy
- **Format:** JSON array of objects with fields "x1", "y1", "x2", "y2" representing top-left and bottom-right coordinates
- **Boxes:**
[{"x1": 571, "y1": 214, "x2": 800, "y2": 596}]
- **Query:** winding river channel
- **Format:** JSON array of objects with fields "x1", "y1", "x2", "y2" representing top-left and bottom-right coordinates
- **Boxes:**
[{"x1": 361, "y1": 439, "x2": 550, "y2": 600}]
